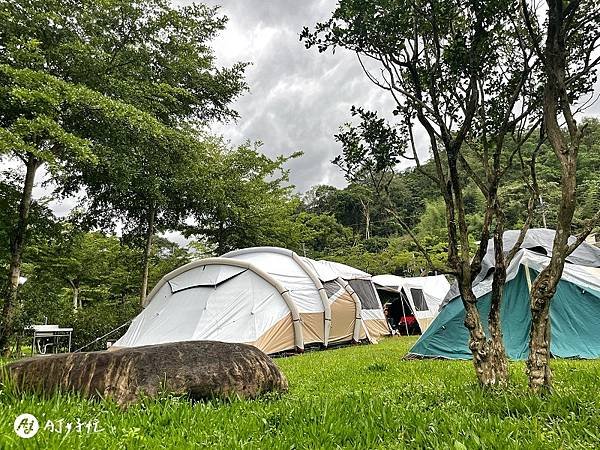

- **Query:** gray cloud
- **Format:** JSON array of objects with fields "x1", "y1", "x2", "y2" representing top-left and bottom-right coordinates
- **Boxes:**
[{"x1": 193, "y1": 0, "x2": 399, "y2": 191}]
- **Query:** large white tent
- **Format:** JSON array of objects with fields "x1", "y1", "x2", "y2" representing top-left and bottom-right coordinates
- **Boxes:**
[
  {"x1": 114, "y1": 247, "x2": 390, "y2": 354},
  {"x1": 372, "y1": 274, "x2": 451, "y2": 333}
]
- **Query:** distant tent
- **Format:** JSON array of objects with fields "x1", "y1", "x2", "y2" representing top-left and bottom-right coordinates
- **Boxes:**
[
  {"x1": 114, "y1": 247, "x2": 390, "y2": 354},
  {"x1": 372, "y1": 274, "x2": 450, "y2": 333},
  {"x1": 409, "y1": 229, "x2": 600, "y2": 359}
]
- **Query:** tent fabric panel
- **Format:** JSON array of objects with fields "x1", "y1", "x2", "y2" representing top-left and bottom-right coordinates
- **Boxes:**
[
  {"x1": 373, "y1": 274, "x2": 450, "y2": 320},
  {"x1": 300, "y1": 312, "x2": 325, "y2": 345},
  {"x1": 549, "y1": 281, "x2": 600, "y2": 358},
  {"x1": 415, "y1": 317, "x2": 434, "y2": 332},
  {"x1": 114, "y1": 269, "x2": 291, "y2": 349},
  {"x1": 361, "y1": 308, "x2": 386, "y2": 321},
  {"x1": 301, "y1": 258, "x2": 371, "y2": 282},
  {"x1": 409, "y1": 267, "x2": 532, "y2": 359},
  {"x1": 329, "y1": 291, "x2": 357, "y2": 344},
  {"x1": 372, "y1": 274, "x2": 406, "y2": 290},
  {"x1": 190, "y1": 270, "x2": 289, "y2": 343},
  {"x1": 190, "y1": 280, "x2": 257, "y2": 343},
  {"x1": 168, "y1": 265, "x2": 246, "y2": 291},
  {"x1": 115, "y1": 282, "x2": 173, "y2": 347},
  {"x1": 475, "y1": 229, "x2": 600, "y2": 288},
  {"x1": 251, "y1": 314, "x2": 296, "y2": 354},
  {"x1": 364, "y1": 319, "x2": 391, "y2": 339},
  {"x1": 409, "y1": 267, "x2": 600, "y2": 360},
  {"x1": 224, "y1": 250, "x2": 324, "y2": 314}
]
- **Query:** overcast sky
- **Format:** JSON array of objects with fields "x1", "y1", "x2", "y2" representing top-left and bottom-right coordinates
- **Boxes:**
[
  {"x1": 190, "y1": 0, "x2": 401, "y2": 192},
  {"x1": 186, "y1": 0, "x2": 600, "y2": 193}
]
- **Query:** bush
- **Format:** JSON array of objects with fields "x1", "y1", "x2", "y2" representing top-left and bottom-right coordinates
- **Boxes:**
[{"x1": 57, "y1": 300, "x2": 141, "y2": 351}]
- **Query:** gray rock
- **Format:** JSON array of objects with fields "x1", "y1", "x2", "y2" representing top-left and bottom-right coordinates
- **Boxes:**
[{"x1": 2, "y1": 341, "x2": 288, "y2": 406}]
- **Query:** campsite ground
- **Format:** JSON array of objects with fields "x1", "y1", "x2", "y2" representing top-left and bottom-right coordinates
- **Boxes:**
[{"x1": 1, "y1": 337, "x2": 599, "y2": 449}]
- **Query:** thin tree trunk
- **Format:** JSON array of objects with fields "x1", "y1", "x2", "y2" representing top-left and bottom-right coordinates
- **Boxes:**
[
  {"x1": 360, "y1": 199, "x2": 371, "y2": 240},
  {"x1": 488, "y1": 215, "x2": 509, "y2": 386},
  {"x1": 72, "y1": 283, "x2": 80, "y2": 312},
  {"x1": 68, "y1": 278, "x2": 80, "y2": 312},
  {"x1": 527, "y1": 268, "x2": 555, "y2": 391},
  {"x1": 73, "y1": 287, "x2": 79, "y2": 311},
  {"x1": 0, "y1": 153, "x2": 39, "y2": 354},
  {"x1": 216, "y1": 218, "x2": 225, "y2": 255},
  {"x1": 446, "y1": 146, "x2": 502, "y2": 387},
  {"x1": 459, "y1": 284, "x2": 500, "y2": 387},
  {"x1": 526, "y1": 0, "x2": 580, "y2": 392},
  {"x1": 527, "y1": 169, "x2": 575, "y2": 391},
  {"x1": 139, "y1": 203, "x2": 156, "y2": 307}
]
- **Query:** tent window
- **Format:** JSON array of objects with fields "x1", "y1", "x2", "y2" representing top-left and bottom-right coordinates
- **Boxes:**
[
  {"x1": 348, "y1": 279, "x2": 380, "y2": 310},
  {"x1": 323, "y1": 280, "x2": 343, "y2": 298},
  {"x1": 410, "y1": 288, "x2": 428, "y2": 311}
]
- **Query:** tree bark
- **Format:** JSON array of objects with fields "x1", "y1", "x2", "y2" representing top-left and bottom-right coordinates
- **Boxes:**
[
  {"x1": 488, "y1": 216, "x2": 509, "y2": 386},
  {"x1": 69, "y1": 280, "x2": 80, "y2": 312},
  {"x1": 527, "y1": 269, "x2": 555, "y2": 391},
  {"x1": 360, "y1": 199, "x2": 371, "y2": 240},
  {"x1": 525, "y1": 0, "x2": 582, "y2": 393},
  {"x1": 139, "y1": 203, "x2": 156, "y2": 307},
  {"x1": 0, "y1": 153, "x2": 40, "y2": 355},
  {"x1": 461, "y1": 288, "x2": 496, "y2": 386}
]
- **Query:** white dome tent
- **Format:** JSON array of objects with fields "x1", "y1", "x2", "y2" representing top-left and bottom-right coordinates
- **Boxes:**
[
  {"x1": 372, "y1": 274, "x2": 451, "y2": 333},
  {"x1": 114, "y1": 247, "x2": 390, "y2": 354}
]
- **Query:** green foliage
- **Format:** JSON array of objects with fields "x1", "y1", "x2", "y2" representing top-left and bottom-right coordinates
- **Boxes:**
[
  {"x1": 1, "y1": 217, "x2": 193, "y2": 349},
  {"x1": 325, "y1": 235, "x2": 447, "y2": 276},
  {"x1": 187, "y1": 140, "x2": 306, "y2": 254},
  {"x1": 0, "y1": 0, "x2": 248, "y2": 126},
  {"x1": 294, "y1": 212, "x2": 354, "y2": 255},
  {"x1": 0, "y1": 179, "x2": 59, "y2": 263},
  {"x1": 0, "y1": 0, "x2": 249, "y2": 328},
  {"x1": 2, "y1": 338, "x2": 600, "y2": 448},
  {"x1": 304, "y1": 119, "x2": 600, "y2": 275}
]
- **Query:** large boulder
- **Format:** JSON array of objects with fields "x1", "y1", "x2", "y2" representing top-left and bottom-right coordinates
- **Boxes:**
[{"x1": 2, "y1": 341, "x2": 288, "y2": 406}]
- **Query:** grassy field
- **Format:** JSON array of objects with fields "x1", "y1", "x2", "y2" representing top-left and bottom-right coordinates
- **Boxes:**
[{"x1": 1, "y1": 337, "x2": 600, "y2": 449}]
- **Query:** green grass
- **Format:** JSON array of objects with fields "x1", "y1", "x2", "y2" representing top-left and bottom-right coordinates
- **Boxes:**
[{"x1": 1, "y1": 337, "x2": 600, "y2": 449}]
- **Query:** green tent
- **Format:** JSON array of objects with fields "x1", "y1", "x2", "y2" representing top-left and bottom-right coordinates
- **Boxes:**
[{"x1": 409, "y1": 231, "x2": 600, "y2": 360}]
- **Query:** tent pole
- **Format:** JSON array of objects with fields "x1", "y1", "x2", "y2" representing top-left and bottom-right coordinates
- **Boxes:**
[{"x1": 400, "y1": 292, "x2": 410, "y2": 336}]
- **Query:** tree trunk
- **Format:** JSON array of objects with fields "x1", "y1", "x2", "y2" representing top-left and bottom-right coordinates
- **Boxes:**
[
  {"x1": 527, "y1": 179, "x2": 574, "y2": 392},
  {"x1": 446, "y1": 146, "x2": 506, "y2": 387},
  {"x1": 139, "y1": 203, "x2": 156, "y2": 307},
  {"x1": 68, "y1": 279, "x2": 80, "y2": 312},
  {"x1": 526, "y1": 0, "x2": 579, "y2": 391},
  {"x1": 488, "y1": 222, "x2": 509, "y2": 387},
  {"x1": 460, "y1": 286, "x2": 504, "y2": 387},
  {"x1": 361, "y1": 199, "x2": 371, "y2": 240},
  {"x1": 0, "y1": 153, "x2": 39, "y2": 355},
  {"x1": 527, "y1": 269, "x2": 555, "y2": 392},
  {"x1": 216, "y1": 217, "x2": 225, "y2": 255}
]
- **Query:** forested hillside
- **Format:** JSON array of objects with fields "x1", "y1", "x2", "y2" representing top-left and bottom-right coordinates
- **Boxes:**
[{"x1": 301, "y1": 118, "x2": 600, "y2": 275}]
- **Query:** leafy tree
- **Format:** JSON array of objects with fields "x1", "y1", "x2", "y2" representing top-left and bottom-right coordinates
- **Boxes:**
[
  {"x1": 521, "y1": 0, "x2": 600, "y2": 392},
  {"x1": 303, "y1": 0, "x2": 544, "y2": 387},
  {"x1": 0, "y1": 0, "x2": 248, "y2": 311},
  {"x1": 0, "y1": 65, "x2": 184, "y2": 352},
  {"x1": 0, "y1": 0, "x2": 247, "y2": 126},
  {"x1": 15, "y1": 226, "x2": 192, "y2": 352},
  {"x1": 294, "y1": 212, "x2": 354, "y2": 256},
  {"x1": 187, "y1": 141, "x2": 306, "y2": 254}
]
